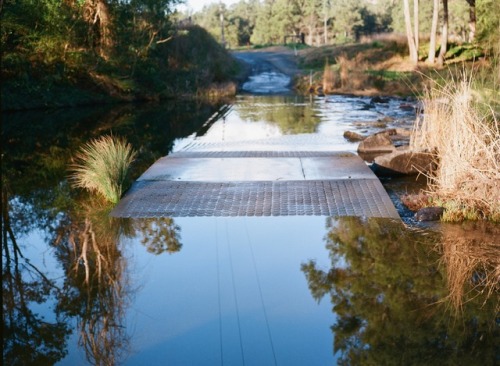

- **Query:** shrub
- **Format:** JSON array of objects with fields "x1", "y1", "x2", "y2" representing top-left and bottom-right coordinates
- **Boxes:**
[{"x1": 70, "y1": 136, "x2": 136, "y2": 204}]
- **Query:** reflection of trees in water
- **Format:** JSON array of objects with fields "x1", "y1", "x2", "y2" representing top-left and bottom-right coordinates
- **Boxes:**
[
  {"x1": 53, "y1": 199, "x2": 132, "y2": 365},
  {"x1": 235, "y1": 96, "x2": 321, "y2": 134},
  {"x1": 2, "y1": 184, "x2": 183, "y2": 365},
  {"x1": 2, "y1": 185, "x2": 70, "y2": 365},
  {"x1": 53, "y1": 197, "x2": 183, "y2": 365},
  {"x1": 302, "y1": 217, "x2": 499, "y2": 365},
  {"x1": 2, "y1": 101, "x2": 204, "y2": 364},
  {"x1": 138, "y1": 218, "x2": 182, "y2": 254}
]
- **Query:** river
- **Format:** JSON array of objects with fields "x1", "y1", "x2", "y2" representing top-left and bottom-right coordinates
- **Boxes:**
[{"x1": 2, "y1": 84, "x2": 499, "y2": 364}]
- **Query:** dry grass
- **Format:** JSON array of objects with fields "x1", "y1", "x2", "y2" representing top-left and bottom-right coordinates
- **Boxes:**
[
  {"x1": 197, "y1": 81, "x2": 237, "y2": 100},
  {"x1": 410, "y1": 71, "x2": 500, "y2": 221},
  {"x1": 335, "y1": 52, "x2": 371, "y2": 90},
  {"x1": 70, "y1": 135, "x2": 136, "y2": 204},
  {"x1": 322, "y1": 59, "x2": 335, "y2": 93}
]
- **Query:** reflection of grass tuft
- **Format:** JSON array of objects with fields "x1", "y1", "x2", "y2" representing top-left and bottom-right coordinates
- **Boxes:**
[
  {"x1": 439, "y1": 223, "x2": 500, "y2": 314},
  {"x1": 71, "y1": 136, "x2": 136, "y2": 204}
]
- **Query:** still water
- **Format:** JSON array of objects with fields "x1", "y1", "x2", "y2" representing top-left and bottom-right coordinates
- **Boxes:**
[{"x1": 2, "y1": 95, "x2": 499, "y2": 365}]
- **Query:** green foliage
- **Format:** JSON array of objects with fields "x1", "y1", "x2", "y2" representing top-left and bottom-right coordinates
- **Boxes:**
[
  {"x1": 477, "y1": 0, "x2": 500, "y2": 55},
  {"x1": 70, "y1": 136, "x2": 137, "y2": 204},
  {"x1": 1, "y1": 0, "x2": 238, "y2": 110}
]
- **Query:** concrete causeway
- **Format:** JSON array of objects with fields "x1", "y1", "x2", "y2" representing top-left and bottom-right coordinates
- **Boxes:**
[{"x1": 111, "y1": 136, "x2": 400, "y2": 218}]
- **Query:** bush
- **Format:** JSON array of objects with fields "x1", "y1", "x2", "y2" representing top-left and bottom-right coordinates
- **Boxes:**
[{"x1": 70, "y1": 136, "x2": 136, "y2": 204}]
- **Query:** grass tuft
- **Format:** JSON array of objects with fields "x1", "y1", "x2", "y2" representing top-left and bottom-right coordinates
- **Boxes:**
[
  {"x1": 70, "y1": 136, "x2": 136, "y2": 204},
  {"x1": 410, "y1": 69, "x2": 500, "y2": 221}
]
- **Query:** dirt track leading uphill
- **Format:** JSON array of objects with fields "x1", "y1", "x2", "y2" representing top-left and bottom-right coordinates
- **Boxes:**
[{"x1": 232, "y1": 46, "x2": 302, "y2": 80}]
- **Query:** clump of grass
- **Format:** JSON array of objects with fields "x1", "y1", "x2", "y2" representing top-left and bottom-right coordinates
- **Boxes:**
[
  {"x1": 410, "y1": 70, "x2": 500, "y2": 221},
  {"x1": 71, "y1": 136, "x2": 136, "y2": 204},
  {"x1": 337, "y1": 52, "x2": 369, "y2": 90}
]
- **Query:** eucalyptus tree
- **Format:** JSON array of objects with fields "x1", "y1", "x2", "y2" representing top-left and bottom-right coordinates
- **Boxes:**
[
  {"x1": 427, "y1": 0, "x2": 439, "y2": 63},
  {"x1": 331, "y1": 0, "x2": 364, "y2": 41},
  {"x1": 465, "y1": 0, "x2": 475, "y2": 41},
  {"x1": 251, "y1": 0, "x2": 276, "y2": 44},
  {"x1": 437, "y1": 0, "x2": 449, "y2": 66},
  {"x1": 403, "y1": 0, "x2": 419, "y2": 64},
  {"x1": 477, "y1": 0, "x2": 499, "y2": 55}
]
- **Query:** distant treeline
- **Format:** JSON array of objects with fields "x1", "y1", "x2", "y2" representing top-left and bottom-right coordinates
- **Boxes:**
[{"x1": 186, "y1": 0, "x2": 498, "y2": 52}]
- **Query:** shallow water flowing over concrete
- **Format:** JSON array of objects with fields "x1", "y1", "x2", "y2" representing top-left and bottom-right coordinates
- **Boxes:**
[
  {"x1": 112, "y1": 145, "x2": 399, "y2": 218},
  {"x1": 111, "y1": 92, "x2": 407, "y2": 218}
]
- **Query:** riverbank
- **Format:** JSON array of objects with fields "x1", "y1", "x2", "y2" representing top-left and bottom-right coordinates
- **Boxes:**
[{"x1": 1, "y1": 26, "x2": 241, "y2": 111}]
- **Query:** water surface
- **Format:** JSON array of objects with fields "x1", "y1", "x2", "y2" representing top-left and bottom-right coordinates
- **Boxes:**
[{"x1": 2, "y1": 96, "x2": 498, "y2": 365}]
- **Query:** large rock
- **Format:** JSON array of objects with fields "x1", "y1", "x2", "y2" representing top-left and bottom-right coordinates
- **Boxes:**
[
  {"x1": 344, "y1": 131, "x2": 365, "y2": 142},
  {"x1": 415, "y1": 207, "x2": 444, "y2": 221},
  {"x1": 372, "y1": 150, "x2": 435, "y2": 175},
  {"x1": 357, "y1": 132, "x2": 396, "y2": 153}
]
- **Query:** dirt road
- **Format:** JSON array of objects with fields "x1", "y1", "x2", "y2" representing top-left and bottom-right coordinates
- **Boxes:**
[{"x1": 232, "y1": 46, "x2": 302, "y2": 80}]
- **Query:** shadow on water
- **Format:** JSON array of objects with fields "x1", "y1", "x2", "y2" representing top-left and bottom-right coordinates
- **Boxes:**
[{"x1": 2, "y1": 98, "x2": 499, "y2": 365}]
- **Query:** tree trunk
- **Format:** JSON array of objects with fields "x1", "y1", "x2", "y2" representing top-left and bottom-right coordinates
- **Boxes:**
[
  {"x1": 437, "y1": 0, "x2": 448, "y2": 66},
  {"x1": 84, "y1": 0, "x2": 114, "y2": 60},
  {"x1": 427, "y1": 0, "x2": 439, "y2": 64},
  {"x1": 414, "y1": 0, "x2": 419, "y2": 51},
  {"x1": 466, "y1": 0, "x2": 476, "y2": 42},
  {"x1": 323, "y1": 0, "x2": 328, "y2": 45},
  {"x1": 403, "y1": 0, "x2": 418, "y2": 64}
]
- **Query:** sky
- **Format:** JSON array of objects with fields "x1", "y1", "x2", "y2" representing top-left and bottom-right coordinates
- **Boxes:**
[{"x1": 176, "y1": 0, "x2": 240, "y2": 13}]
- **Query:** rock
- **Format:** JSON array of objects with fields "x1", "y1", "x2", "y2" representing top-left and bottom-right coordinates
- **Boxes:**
[
  {"x1": 372, "y1": 150, "x2": 435, "y2": 175},
  {"x1": 415, "y1": 207, "x2": 444, "y2": 221},
  {"x1": 399, "y1": 103, "x2": 415, "y2": 111},
  {"x1": 371, "y1": 96, "x2": 390, "y2": 104},
  {"x1": 360, "y1": 103, "x2": 375, "y2": 110},
  {"x1": 378, "y1": 115, "x2": 395, "y2": 123},
  {"x1": 343, "y1": 131, "x2": 365, "y2": 142},
  {"x1": 394, "y1": 128, "x2": 411, "y2": 137},
  {"x1": 357, "y1": 131, "x2": 396, "y2": 153}
]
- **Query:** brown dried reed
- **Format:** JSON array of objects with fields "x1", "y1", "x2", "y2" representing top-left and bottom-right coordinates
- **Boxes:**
[
  {"x1": 410, "y1": 72, "x2": 500, "y2": 221},
  {"x1": 322, "y1": 59, "x2": 335, "y2": 93}
]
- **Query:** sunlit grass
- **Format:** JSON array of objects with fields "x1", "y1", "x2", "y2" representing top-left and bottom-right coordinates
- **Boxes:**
[
  {"x1": 410, "y1": 68, "x2": 500, "y2": 221},
  {"x1": 70, "y1": 136, "x2": 136, "y2": 204}
]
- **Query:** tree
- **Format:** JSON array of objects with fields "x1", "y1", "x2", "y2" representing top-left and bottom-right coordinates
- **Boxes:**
[
  {"x1": 331, "y1": 0, "x2": 364, "y2": 41},
  {"x1": 427, "y1": 0, "x2": 439, "y2": 63},
  {"x1": 251, "y1": 0, "x2": 276, "y2": 44},
  {"x1": 403, "y1": 0, "x2": 419, "y2": 64},
  {"x1": 465, "y1": 0, "x2": 476, "y2": 42},
  {"x1": 437, "y1": 0, "x2": 449, "y2": 66},
  {"x1": 414, "y1": 0, "x2": 419, "y2": 51},
  {"x1": 476, "y1": 0, "x2": 500, "y2": 55},
  {"x1": 83, "y1": 0, "x2": 115, "y2": 59}
]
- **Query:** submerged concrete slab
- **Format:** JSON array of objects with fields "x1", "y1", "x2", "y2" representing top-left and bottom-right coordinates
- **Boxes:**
[
  {"x1": 111, "y1": 150, "x2": 400, "y2": 219},
  {"x1": 111, "y1": 179, "x2": 398, "y2": 218},
  {"x1": 137, "y1": 153, "x2": 374, "y2": 182}
]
